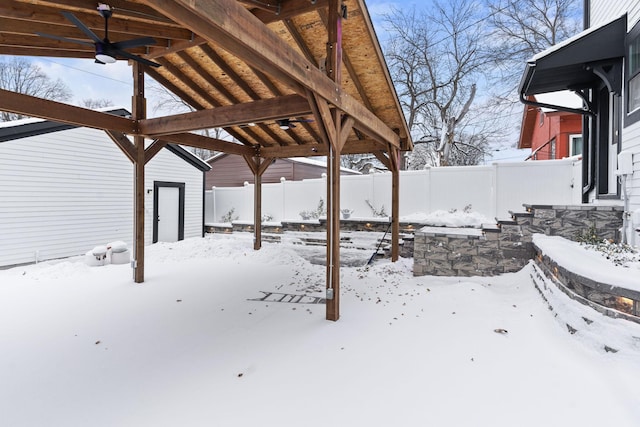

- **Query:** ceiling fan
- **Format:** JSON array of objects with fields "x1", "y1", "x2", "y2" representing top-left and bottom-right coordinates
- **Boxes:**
[
  {"x1": 277, "y1": 118, "x2": 313, "y2": 130},
  {"x1": 36, "y1": 3, "x2": 161, "y2": 68}
]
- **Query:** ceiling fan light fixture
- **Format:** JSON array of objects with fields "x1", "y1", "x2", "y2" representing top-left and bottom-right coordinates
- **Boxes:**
[
  {"x1": 95, "y1": 44, "x2": 116, "y2": 63},
  {"x1": 95, "y1": 53, "x2": 116, "y2": 63},
  {"x1": 277, "y1": 119, "x2": 290, "y2": 130}
]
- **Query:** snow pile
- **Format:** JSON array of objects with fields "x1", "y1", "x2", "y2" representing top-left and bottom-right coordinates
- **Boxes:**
[
  {"x1": 402, "y1": 209, "x2": 494, "y2": 228},
  {"x1": 533, "y1": 234, "x2": 640, "y2": 291},
  {"x1": 1, "y1": 233, "x2": 639, "y2": 426}
]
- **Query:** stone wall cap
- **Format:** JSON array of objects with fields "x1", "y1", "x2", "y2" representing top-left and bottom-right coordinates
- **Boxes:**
[{"x1": 418, "y1": 226, "x2": 484, "y2": 237}]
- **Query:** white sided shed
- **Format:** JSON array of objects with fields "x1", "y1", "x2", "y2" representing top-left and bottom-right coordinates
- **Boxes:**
[{"x1": 0, "y1": 109, "x2": 210, "y2": 268}]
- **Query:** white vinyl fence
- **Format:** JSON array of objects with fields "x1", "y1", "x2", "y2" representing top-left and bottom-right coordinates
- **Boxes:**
[{"x1": 205, "y1": 158, "x2": 582, "y2": 224}]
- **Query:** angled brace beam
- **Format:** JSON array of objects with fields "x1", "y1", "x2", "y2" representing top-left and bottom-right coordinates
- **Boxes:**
[
  {"x1": 144, "y1": 139, "x2": 168, "y2": 165},
  {"x1": 105, "y1": 130, "x2": 136, "y2": 163}
]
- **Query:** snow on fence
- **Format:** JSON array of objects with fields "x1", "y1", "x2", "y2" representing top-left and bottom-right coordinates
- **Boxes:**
[{"x1": 205, "y1": 158, "x2": 582, "y2": 224}]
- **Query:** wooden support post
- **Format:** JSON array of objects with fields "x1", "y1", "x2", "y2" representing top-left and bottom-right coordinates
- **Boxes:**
[
  {"x1": 325, "y1": 0, "x2": 343, "y2": 321},
  {"x1": 391, "y1": 166, "x2": 400, "y2": 262},
  {"x1": 243, "y1": 155, "x2": 273, "y2": 250},
  {"x1": 132, "y1": 63, "x2": 146, "y2": 283},
  {"x1": 254, "y1": 169, "x2": 262, "y2": 250},
  {"x1": 390, "y1": 147, "x2": 400, "y2": 262},
  {"x1": 326, "y1": 132, "x2": 341, "y2": 321}
]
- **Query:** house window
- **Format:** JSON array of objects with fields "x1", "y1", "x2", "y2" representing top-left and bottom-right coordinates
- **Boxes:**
[
  {"x1": 626, "y1": 20, "x2": 640, "y2": 125},
  {"x1": 629, "y1": 36, "x2": 640, "y2": 112},
  {"x1": 569, "y1": 134, "x2": 583, "y2": 156}
]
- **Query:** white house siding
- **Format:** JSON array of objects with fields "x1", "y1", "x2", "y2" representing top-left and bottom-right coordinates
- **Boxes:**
[
  {"x1": 621, "y1": 120, "x2": 640, "y2": 214},
  {"x1": 591, "y1": 0, "x2": 640, "y2": 219},
  {"x1": 0, "y1": 126, "x2": 204, "y2": 267},
  {"x1": 590, "y1": 1, "x2": 640, "y2": 28}
]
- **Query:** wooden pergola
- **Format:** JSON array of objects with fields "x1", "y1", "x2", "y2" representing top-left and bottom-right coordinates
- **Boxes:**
[{"x1": 0, "y1": 0, "x2": 412, "y2": 320}]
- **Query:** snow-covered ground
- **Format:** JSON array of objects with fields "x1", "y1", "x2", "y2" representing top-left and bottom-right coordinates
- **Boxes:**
[{"x1": 1, "y1": 233, "x2": 640, "y2": 427}]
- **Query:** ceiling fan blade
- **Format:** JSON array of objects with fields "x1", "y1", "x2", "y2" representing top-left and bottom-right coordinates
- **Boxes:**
[
  {"x1": 112, "y1": 37, "x2": 157, "y2": 50},
  {"x1": 61, "y1": 11, "x2": 102, "y2": 43},
  {"x1": 112, "y1": 48, "x2": 161, "y2": 68},
  {"x1": 35, "y1": 32, "x2": 95, "y2": 46}
]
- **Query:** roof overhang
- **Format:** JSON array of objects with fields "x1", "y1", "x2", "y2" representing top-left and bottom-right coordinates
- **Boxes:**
[{"x1": 519, "y1": 14, "x2": 627, "y2": 97}]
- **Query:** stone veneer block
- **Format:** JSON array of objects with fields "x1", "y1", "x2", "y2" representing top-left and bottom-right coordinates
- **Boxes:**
[
  {"x1": 483, "y1": 231, "x2": 500, "y2": 241},
  {"x1": 425, "y1": 250, "x2": 449, "y2": 261},
  {"x1": 531, "y1": 218, "x2": 555, "y2": 228},
  {"x1": 474, "y1": 256, "x2": 499, "y2": 268},
  {"x1": 557, "y1": 210, "x2": 589, "y2": 220},
  {"x1": 533, "y1": 209, "x2": 556, "y2": 219}
]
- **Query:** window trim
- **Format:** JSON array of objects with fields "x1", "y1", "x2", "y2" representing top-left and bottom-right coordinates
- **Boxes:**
[
  {"x1": 625, "y1": 18, "x2": 640, "y2": 126},
  {"x1": 569, "y1": 134, "x2": 583, "y2": 157}
]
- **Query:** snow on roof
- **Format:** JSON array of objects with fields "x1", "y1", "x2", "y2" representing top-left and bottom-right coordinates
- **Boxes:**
[
  {"x1": 206, "y1": 153, "x2": 361, "y2": 174},
  {"x1": 534, "y1": 91, "x2": 584, "y2": 112},
  {"x1": 528, "y1": 13, "x2": 627, "y2": 63}
]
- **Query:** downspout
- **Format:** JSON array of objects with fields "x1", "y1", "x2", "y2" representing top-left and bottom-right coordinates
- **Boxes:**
[
  {"x1": 202, "y1": 173, "x2": 206, "y2": 237},
  {"x1": 584, "y1": 0, "x2": 590, "y2": 30}
]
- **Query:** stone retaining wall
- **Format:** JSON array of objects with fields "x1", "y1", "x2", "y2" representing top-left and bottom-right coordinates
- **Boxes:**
[
  {"x1": 533, "y1": 242, "x2": 640, "y2": 324},
  {"x1": 413, "y1": 227, "x2": 534, "y2": 277},
  {"x1": 413, "y1": 204, "x2": 624, "y2": 277}
]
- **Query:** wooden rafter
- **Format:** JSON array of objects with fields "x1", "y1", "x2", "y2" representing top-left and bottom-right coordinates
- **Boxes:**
[
  {"x1": 158, "y1": 132, "x2": 255, "y2": 157},
  {"x1": 146, "y1": 63, "x2": 259, "y2": 148},
  {"x1": 197, "y1": 44, "x2": 304, "y2": 146},
  {"x1": 1, "y1": 1, "x2": 191, "y2": 41},
  {"x1": 283, "y1": 19, "x2": 316, "y2": 64},
  {"x1": 250, "y1": 66, "x2": 322, "y2": 143}
]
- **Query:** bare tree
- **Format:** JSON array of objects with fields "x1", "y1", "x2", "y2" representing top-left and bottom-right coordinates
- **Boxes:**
[
  {"x1": 149, "y1": 82, "x2": 224, "y2": 160},
  {"x1": 0, "y1": 57, "x2": 72, "y2": 121},
  {"x1": 487, "y1": 0, "x2": 582, "y2": 99},
  {"x1": 383, "y1": 1, "x2": 496, "y2": 167},
  {"x1": 81, "y1": 98, "x2": 113, "y2": 109}
]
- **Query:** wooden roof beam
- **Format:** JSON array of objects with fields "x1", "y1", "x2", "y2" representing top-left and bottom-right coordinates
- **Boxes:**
[
  {"x1": 0, "y1": 88, "x2": 135, "y2": 133},
  {"x1": 260, "y1": 139, "x2": 387, "y2": 158},
  {"x1": 0, "y1": 45, "x2": 95, "y2": 58},
  {"x1": 12, "y1": 0, "x2": 176, "y2": 26},
  {"x1": 138, "y1": 94, "x2": 311, "y2": 137},
  {"x1": 250, "y1": 0, "x2": 329, "y2": 24},
  {"x1": 157, "y1": 132, "x2": 255, "y2": 157},
  {"x1": 141, "y1": 0, "x2": 399, "y2": 148}
]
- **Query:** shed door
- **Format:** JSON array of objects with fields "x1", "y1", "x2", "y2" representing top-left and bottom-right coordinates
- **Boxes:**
[{"x1": 153, "y1": 182, "x2": 185, "y2": 243}]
